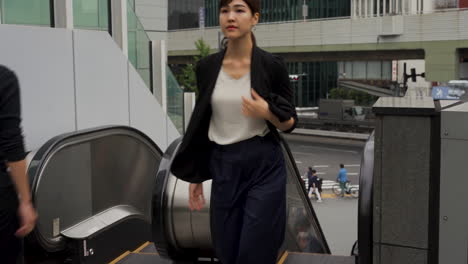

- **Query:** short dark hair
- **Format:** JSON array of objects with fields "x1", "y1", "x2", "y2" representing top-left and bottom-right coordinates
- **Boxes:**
[
  {"x1": 308, "y1": 167, "x2": 313, "y2": 171},
  {"x1": 311, "y1": 170, "x2": 316, "y2": 173},
  {"x1": 219, "y1": 0, "x2": 261, "y2": 14},
  {"x1": 340, "y1": 164, "x2": 344, "y2": 168}
]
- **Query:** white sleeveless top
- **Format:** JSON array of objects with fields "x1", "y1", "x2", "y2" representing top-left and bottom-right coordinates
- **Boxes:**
[{"x1": 208, "y1": 68, "x2": 268, "y2": 145}]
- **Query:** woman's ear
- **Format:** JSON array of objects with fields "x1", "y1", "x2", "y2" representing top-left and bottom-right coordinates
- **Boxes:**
[{"x1": 252, "y1": 12, "x2": 260, "y2": 26}]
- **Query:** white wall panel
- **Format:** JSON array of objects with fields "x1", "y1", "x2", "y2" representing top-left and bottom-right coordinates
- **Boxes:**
[
  {"x1": 73, "y1": 30, "x2": 130, "y2": 130},
  {"x1": 0, "y1": 25, "x2": 76, "y2": 151},
  {"x1": 128, "y1": 63, "x2": 170, "y2": 150}
]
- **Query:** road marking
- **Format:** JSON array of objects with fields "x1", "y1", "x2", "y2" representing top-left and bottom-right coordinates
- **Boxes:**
[
  {"x1": 345, "y1": 164, "x2": 361, "y2": 167},
  {"x1": 295, "y1": 160, "x2": 302, "y2": 164},
  {"x1": 314, "y1": 165, "x2": 329, "y2": 168},
  {"x1": 348, "y1": 173, "x2": 359, "y2": 175},
  {"x1": 299, "y1": 145, "x2": 359, "y2": 154},
  {"x1": 316, "y1": 172, "x2": 326, "y2": 175}
]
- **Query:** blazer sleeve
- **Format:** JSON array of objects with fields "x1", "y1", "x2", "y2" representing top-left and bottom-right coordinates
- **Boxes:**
[
  {"x1": 267, "y1": 56, "x2": 298, "y2": 133},
  {"x1": 0, "y1": 66, "x2": 26, "y2": 162}
]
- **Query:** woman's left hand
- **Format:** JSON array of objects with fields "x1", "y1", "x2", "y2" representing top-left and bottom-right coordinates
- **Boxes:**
[{"x1": 242, "y1": 89, "x2": 271, "y2": 120}]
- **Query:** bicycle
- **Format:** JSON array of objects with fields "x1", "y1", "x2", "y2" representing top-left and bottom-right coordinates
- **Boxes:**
[{"x1": 332, "y1": 181, "x2": 359, "y2": 198}]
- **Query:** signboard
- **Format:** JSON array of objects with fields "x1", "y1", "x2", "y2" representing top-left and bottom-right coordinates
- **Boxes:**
[{"x1": 432, "y1": 86, "x2": 466, "y2": 100}]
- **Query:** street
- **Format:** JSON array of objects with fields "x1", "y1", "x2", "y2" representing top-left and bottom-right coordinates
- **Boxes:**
[{"x1": 284, "y1": 133, "x2": 365, "y2": 256}]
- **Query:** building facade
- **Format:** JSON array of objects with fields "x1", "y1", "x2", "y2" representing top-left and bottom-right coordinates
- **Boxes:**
[{"x1": 169, "y1": 0, "x2": 350, "y2": 107}]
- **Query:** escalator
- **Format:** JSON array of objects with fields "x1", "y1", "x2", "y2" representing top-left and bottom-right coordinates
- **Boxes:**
[
  {"x1": 150, "y1": 134, "x2": 356, "y2": 264},
  {"x1": 24, "y1": 126, "x2": 356, "y2": 263},
  {"x1": 24, "y1": 126, "x2": 163, "y2": 263}
]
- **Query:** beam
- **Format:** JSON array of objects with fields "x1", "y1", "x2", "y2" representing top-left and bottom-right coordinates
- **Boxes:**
[{"x1": 168, "y1": 49, "x2": 425, "y2": 65}]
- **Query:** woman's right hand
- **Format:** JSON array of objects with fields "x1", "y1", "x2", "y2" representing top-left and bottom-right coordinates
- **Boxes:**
[{"x1": 189, "y1": 183, "x2": 205, "y2": 211}]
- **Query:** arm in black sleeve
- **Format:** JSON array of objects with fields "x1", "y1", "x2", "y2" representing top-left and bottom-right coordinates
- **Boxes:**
[
  {"x1": 0, "y1": 66, "x2": 26, "y2": 162},
  {"x1": 267, "y1": 56, "x2": 298, "y2": 133}
]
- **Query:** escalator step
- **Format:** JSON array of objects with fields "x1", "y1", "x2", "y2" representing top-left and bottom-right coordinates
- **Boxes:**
[
  {"x1": 280, "y1": 252, "x2": 355, "y2": 264},
  {"x1": 136, "y1": 242, "x2": 158, "y2": 254},
  {"x1": 115, "y1": 253, "x2": 172, "y2": 264}
]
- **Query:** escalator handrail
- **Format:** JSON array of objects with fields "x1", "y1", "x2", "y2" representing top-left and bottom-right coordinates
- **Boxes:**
[{"x1": 27, "y1": 125, "x2": 163, "y2": 252}]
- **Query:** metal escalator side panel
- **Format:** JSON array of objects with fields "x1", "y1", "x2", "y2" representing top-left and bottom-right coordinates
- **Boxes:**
[
  {"x1": 27, "y1": 126, "x2": 162, "y2": 253},
  {"x1": 153, "y1": 135, "x2": 330, "y2": 261},
  {"x1": 278, "y1": 135, "x2": 331, "y2": 255},
  {"x1": 357, "y1": 131, "x2": 374, "y2": 264},
  {"x1": 152, "y1": 137, "x2": 182, "y2": 258},
  {"x1": 152, "y1": 137, "x2": 213, "y2": 261}
]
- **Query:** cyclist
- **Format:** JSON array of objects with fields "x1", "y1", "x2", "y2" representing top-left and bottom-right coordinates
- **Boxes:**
[{"x1": 336, "y1": 164, "x2": 348, "y2": 197}]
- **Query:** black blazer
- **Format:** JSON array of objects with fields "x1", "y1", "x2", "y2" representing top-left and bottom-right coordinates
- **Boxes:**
[{"x1": 170, "y1": 46, "x2": 298, "y2": 183}]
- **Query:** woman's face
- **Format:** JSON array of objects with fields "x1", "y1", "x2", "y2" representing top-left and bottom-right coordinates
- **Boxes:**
[{"x1": 219, "y1": 0, "x2": 259, "y2": 41}]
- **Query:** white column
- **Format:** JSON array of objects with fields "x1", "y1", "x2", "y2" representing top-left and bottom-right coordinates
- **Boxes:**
[
  {"x1": 351, "y1": 0, "x2": 357, "y2": 18},
  {"x1": 184, "y1": 92, "x2": 196, "y2": 131},
  {"x1": 396, "y1": 0, "x2": 400, "y2": 14},
  {"x1": 389, "y1": 0, "x2": 393, "y2": 14},
  {"x1": 370, "y1": 0, "x2": 374, "y2": 16},
  {"x1": 383, "y1": 0, "x2": 387, "y2": 15},
  {"x1": 111, "y1": 0, "x2": 128, "y2": 56},
  {"x1": 53, "y1": 0, "x2": 74, "y2": 29},
  {"x1": 364, "y1": 0, "x2": 368, "y2": 17},
  {"x1": 377, "y1": 0, "x2": 380, "y2": 16},
  {"x1": 152, "y1": 40, "x2": 167, "y2": 111}
]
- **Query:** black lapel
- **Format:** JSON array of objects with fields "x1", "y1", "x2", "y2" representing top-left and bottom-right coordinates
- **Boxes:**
[
  {"x1": 204, "y1": 49, "x2": 226, "y2": 100},
  {"x1": 251, "y1": 46, "x2": 267, "y2": 98}
]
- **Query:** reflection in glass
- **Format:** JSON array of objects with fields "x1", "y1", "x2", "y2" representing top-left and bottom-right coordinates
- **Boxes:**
[
  {"x1": 1, "y1": 0, "x2": 51, "y2": 26},
  {"x1": 127, "y1": 1, "x2": 152, "y2": 91},
  {"x1": 166, "y1": 66, "x2": 185, "y2": 134},
  {"x1": 73, "y1": 0, "x2": 109, "y2": 31}
]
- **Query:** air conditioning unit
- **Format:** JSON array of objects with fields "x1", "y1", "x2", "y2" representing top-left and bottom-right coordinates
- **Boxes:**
[{"x1": 380, "y1": 15, "x2": 404, "y2": 36}]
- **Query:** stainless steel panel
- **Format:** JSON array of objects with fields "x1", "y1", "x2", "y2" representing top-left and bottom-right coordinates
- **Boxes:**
[
  {"x1": 439, "y1": 138, "x2": 468, "y2": 264},
  {"x1": 380, "y1": 245, "x2": 427, "y2": 264},
  {"x1": 35, "y1": 143, "x2": 93, "y2": 249},
  {"x1": 91, "y1": 135, "x2": 157, "y2": 220},
  {"x1": 31, "y1": 127, "x2": 162, "y2": 252},
  {"x1": 441, "y1": 102, "x2": 468, "y2": 140},
  {"x1": 61, "y1": 205, "x2": 141, "y2": 239}
]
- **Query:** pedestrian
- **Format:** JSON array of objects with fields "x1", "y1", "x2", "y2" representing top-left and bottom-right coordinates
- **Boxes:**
[
  {"x1": 310, "y1": 170, "x2": 322, "y2": 202},
  {"x1": 0, "y1": 65, "x2": 38, "y2": 263},
  {"x1": 336, "y1": 164, "x2": 348, "y2": 197},
  {"x1": 170, "y1": 1, "x2": 297, "y2": 264}
]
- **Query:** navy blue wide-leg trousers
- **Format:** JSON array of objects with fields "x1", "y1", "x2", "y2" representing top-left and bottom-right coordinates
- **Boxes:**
[{"x1": 209, "y1": 134, "x2": 287, "y2": 264}]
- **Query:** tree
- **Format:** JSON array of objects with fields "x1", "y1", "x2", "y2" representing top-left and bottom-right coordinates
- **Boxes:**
[
  {"x1": 328, "y1": 87, "x2": 379, "y2": 106},
  {"x1": 176, "y1": 39, "x2": 211, "y2": 96}
]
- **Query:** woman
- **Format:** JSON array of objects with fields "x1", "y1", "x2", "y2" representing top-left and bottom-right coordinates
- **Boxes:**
[
  {"x1": 0, "y1": 65, "x2": 38, "y2": 263},
  {"x1": 171, "y1": 0, "x2": 297, "y2": 263}
]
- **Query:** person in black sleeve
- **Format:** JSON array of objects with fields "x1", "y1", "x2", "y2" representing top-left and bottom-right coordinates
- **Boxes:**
[{"x1": 0, "y1": 65, "x2": 38, "y2": 263}]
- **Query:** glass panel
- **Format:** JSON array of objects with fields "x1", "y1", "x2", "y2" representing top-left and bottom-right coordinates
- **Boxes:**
[
  {"x1": 281, "y1": 142, "x2": 328, "y2": 254},
  {"x1": 353, "y1": 61, "x2": 367, "y2": 79},
  {"x1": 382, "y1": 61, "x2": 392, "y2": 80},
  {"x1": 1, "y1": 0, "x2": 51, "y2": 26},
  {"x1": 367, "y1": 61, "x2": 382, "y2": 79},
  {"x1": 74, "y1": 0, "x2": 109, "y2": 31},
  {"x1": 127, "y1": 1, "x2": 152, "y2": 91},
  {"x1": 166, "y1": 66, "x2": 184, "y2": 134}
]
